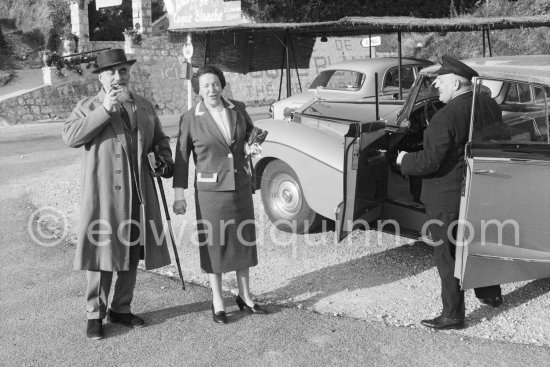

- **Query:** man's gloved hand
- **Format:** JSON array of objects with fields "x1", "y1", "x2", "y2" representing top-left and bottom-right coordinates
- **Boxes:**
[
  {"x1": 173, "y1": 199, "x2": 187, "y2": 215},
  {"x1": 159, "y1": 156, "x2": 174, "y2": 179},
  {"x1": 148, "y1": 152, "x2": 172, "y2": 178},
  {"x1": 150, "y1": 160, "x2": 165, "y2": 177}
]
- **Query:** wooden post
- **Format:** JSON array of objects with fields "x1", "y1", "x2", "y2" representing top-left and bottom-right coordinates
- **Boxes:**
[
  {"x1": 398, "y1": 31, "x2": 402, "y2": 100},
  {"x1": 285, "y1": 31, "x2": 291, "y2": 98}
]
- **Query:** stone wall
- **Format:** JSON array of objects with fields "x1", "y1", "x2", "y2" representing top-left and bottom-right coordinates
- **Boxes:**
[
  {"x1": 0, "y1": 34, "x2": 390, "y2": 123},
  {"x1": 0, "y1": 80, "x2": 102, "y2": 123},
  {"x1": 90, "y1": 41, "x2": 125, "y2": 51}
]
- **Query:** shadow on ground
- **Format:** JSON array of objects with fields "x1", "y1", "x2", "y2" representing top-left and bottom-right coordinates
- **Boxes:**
[
  {"x1": 466, "y1": 278, "x2": 550, "y2": 325},
  {"x1": 263, "y1": 241, "x2": 434, "y2": 307}
]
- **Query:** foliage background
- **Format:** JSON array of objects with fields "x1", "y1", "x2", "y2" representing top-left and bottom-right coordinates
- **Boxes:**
[
  {"x1": 1, "y1": 0, "x2": 550, "y2": 62},
  {"x1": 243, "y1": 0, "x2": 479, "y2": 22}
]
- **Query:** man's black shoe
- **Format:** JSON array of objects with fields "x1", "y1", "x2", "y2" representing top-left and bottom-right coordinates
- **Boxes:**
[
  {"x1": 479, "y1": 295, "x2": 504, "y2": 308},
  {"x1": 107, "y1": 310, "x2": 145, "y2": 328},
  {"x1": 86, "y1": 319, "x2": 104, "y2": 340},
  {"x1": 420, "y1": 315, "x2": 465, "y2": 330}
]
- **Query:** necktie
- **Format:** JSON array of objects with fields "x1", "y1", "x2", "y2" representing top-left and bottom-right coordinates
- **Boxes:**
[{"x1": 120, "y1": 105, "x2": 132, "y2": 131}]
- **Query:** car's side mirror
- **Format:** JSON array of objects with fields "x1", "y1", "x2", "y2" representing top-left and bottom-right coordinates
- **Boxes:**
[{"x1": 283, "y1": 107, "x2": 296, "y2": 120}]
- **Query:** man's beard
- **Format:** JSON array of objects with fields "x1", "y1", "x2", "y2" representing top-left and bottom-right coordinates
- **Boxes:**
[{"x1": 115, "y1": 86, "x2": 133, "y2": 103}]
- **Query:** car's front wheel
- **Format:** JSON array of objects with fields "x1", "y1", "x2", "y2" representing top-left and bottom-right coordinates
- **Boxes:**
[{"x1": 260, "y1": 160, "x2": 321, "y2": 233}]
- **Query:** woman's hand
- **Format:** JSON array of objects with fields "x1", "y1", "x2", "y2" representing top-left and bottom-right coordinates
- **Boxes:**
[
  {"x1": 173, "y1": 199, "x2": 187, "y2": 215},
  {"x1": 244, "y1": 142, "x2": 262, "y2": 158}
]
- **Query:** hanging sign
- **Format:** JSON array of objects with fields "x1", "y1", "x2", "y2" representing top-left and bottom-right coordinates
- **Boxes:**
[
  {"x1": 95, "y1": 0, "x2": 123, "y2": 10},
  {"x1": 166, "y1": 0, "x2": 242, "y2": 29},
  {"x1": 361, "y1": 36, "x2": 381, "y2": 48}
]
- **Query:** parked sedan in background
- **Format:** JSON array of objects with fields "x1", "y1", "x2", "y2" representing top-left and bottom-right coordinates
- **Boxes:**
[
  {"x1": 253, "y1": 55, "x2": 550, "y2": 289},
  {"x1": 269, "y1": 57, "x2": 433, "y2": 122}
]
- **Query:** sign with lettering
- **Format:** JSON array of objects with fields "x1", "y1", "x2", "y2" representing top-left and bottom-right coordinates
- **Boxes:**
[
  {"x1": 95, "y1": 0, "x2": 123, "y2": 10},
  {"x1": 360, "y1": 36, "x2": 381, "y2": 48},
  {"x1": 166, "y1": 0, "x2": 242, "y2": 30}
]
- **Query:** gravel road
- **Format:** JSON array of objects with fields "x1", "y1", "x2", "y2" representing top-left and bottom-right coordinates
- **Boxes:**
[{"x1": 16, "y1": 123, "x2": 550, "y2": 350}]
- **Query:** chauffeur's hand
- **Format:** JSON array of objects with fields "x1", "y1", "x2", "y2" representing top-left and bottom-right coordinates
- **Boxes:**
[
  {"x1": 173, "y1": 199, "x2": 187, "y2": 215},
  {"x1": 396, "y1": 150, "x2": 408, "y2": 166}
]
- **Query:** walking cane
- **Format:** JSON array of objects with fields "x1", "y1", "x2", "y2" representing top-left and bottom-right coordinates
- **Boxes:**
[{"x1": 151, "y1": 150, "x2": 185, "y2": 291}]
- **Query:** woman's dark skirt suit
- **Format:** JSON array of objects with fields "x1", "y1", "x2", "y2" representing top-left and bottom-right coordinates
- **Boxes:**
[{"x1": 173, "y1": 97, "x2": 258, "y2": 273}]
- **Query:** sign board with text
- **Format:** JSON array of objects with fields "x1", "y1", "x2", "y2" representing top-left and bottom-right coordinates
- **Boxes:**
[
  {"x1": 360, "y1": 36, "x2": 381, "y2": 48},
  {"x1": 95, "y1": 0, "x2": 123, "y2": 10},
  {"x1": 166, "y1": 0, "x2": 242, "y2": 30}
]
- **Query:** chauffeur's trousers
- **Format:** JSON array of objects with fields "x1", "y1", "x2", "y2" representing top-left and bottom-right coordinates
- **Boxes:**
[{"x1": 427, "y1": 210, "x2": 501, "y2": 319}]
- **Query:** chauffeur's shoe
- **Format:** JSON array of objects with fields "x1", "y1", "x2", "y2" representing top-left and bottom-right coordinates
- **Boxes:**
[
  {"x1": 479, "y1": 295, "x2": 504, "y2": 308},
  {"x1": 86, "y1": 319, "x2": 104, "y2": 340},
  {"x1": 420, "y1": 315, "x2": 465, "y2": 330},
  {"x1": 107, "y1": 310, "x2": 145, "y2": 328},
  {"x1": 211, "y1": 303, "x2": 228, "y2": 324}
]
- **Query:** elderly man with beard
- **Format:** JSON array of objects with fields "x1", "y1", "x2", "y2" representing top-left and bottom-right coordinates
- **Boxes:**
[
  {"x1": 62, "y1": 49, "x2": 173, "y2": 340},
  {"x1": 397, "y1": 55, "x2": 504, "y2": 330}
]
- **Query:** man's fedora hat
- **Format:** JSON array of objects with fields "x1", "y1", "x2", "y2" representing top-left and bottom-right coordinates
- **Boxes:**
[
  {"x1": 92, "y1": 49, "x2": 136, "y2": 74},
  {"x1": 435, "y1": 55, "x2": 478, "y2": 81}
]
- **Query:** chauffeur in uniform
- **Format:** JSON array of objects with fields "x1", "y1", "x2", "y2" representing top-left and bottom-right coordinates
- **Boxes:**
[
  {"x1": 63, "y1": 49, "x2": 173, "y2": 339},
  {"x1": 397, "y1": 55, "x2": 504, "y2": 330},
  {"x1": 173, "y1": 65, "x2": 267, "y2": 324}
]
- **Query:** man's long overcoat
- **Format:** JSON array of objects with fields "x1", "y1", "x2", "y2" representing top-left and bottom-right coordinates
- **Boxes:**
[{"x1": 62, "y1": 91, "x2": 172, "y2": 271}]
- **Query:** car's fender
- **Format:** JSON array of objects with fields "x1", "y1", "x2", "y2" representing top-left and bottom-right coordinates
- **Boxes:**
[{"x1": 252, "y1": 119, "x2": 344, "y2": 220}]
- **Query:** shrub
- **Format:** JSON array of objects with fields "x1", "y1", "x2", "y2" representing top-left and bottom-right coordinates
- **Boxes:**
[
  {"x1": 46, "y1": 0, "x2": 70, "y2": 51},
  {"x1": 23, "y1": 28, "x2": 45, "y2": 48},
  {"x1": 0, "y1": 25, "x2": 6, "y2": 48}
]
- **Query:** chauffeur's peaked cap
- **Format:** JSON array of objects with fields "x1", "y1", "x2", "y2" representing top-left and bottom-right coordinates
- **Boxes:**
[{"x1": 435, "y1": 55, "x2": 478, "y2": 81}]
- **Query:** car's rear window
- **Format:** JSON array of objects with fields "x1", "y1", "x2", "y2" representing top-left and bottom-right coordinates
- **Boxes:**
[
  {"x1": 309, "y1": 70, "x2": 365, "y2": 91},
  {"x1": 472, "y1": 79, "x2": 550, "y2": 144}
]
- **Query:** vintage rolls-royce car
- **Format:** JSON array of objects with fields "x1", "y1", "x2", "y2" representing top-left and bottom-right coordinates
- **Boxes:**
[
  {"x1": 252, "y1": 55, "x2": 550, "y2": 288},
  {"x1": 269, "y1": 57, "x2": 433, "y2": 121}
]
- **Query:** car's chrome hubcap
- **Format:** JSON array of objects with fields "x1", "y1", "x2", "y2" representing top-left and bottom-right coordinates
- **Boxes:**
[{"x1": 271, "y1": 173, "x2": 302, "y2": 219}]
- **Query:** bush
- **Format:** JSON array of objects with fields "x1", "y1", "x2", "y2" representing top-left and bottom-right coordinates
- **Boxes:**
[
  {"x1": 46, "y1": 0, "x2": 70, "y2": 51},
  {"x1": 23, "y1": 28, "x2": 45, "y2": 47},
  {"x1": 417, "y1": 0, "x2": 550, "y2": 60},
  {"x1": 0, "y1": 25, "x2": 6, "y2": 48},
  {"x1": 0, "y1": 18, "x2": 16, "y2": 29},
  {"x1": 46, "y1": 27, "x2": 61, "y2": 52}
]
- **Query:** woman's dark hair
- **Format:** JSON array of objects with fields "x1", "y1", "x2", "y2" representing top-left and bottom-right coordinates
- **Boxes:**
[{"x1": 191, "y1": 65, "x2": 226, "y2": 94}]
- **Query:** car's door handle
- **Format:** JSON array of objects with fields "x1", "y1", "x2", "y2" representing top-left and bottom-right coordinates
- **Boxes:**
[{"x1": 473, "y1": 169, "x2": 496, "y2": 175}]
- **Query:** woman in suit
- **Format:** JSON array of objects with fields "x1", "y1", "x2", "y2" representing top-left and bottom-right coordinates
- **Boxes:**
[{"x1": 173, "y1": 65, "x2": 267, "y2": 323}]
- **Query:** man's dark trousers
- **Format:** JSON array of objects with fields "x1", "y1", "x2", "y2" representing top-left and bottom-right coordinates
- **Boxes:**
[{"x1": 428, "y1": 209, "x2": 501, "y2": 319}]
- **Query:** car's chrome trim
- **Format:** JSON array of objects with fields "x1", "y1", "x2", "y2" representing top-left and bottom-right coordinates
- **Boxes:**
[
  {"x1": 262, "y1": 141, "x2": 343, "y2": 173},
  {"x1": 470, "y1": 254, "x2": 550, "y2": 263},
  {"x1": 474, "y1": 157, "x2": 512, "y2": 162}
]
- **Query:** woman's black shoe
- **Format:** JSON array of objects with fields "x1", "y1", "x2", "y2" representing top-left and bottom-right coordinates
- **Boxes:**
[
  {"x1": 236, "y1": 295, "x2": 268, "y2": 314},
  {"x1": 211, "y1": 304, "x2": 228, "y2": 324}
]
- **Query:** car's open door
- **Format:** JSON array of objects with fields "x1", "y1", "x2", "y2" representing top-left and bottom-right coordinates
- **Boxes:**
[
  {"x1": 455, "y1": 81, "x2": 550, "y2": 288},
  {"x1": 336, "y1": 121, "x2": 387, "y2": 242}
]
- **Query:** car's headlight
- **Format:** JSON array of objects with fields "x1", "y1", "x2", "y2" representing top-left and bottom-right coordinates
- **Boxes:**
[{"x1": 269, "y1": 104, "x2": 274, "y2": 119}]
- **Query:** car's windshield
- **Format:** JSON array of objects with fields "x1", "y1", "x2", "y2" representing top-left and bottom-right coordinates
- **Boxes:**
[
  {"x1": 309, "y1": 69, "x2": 365, "y2": 91},
  {"x1": 415, "y1": 75, "x2": 439, "y2": 102}
]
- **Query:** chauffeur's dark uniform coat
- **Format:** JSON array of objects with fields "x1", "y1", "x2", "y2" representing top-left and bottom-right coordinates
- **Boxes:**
[
  {"x1": 400, "y1": 91, "x2": 501, "y2": 318},
  {"x1": 173, "y1": 98, "x2": 257, "y2": 273}
]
